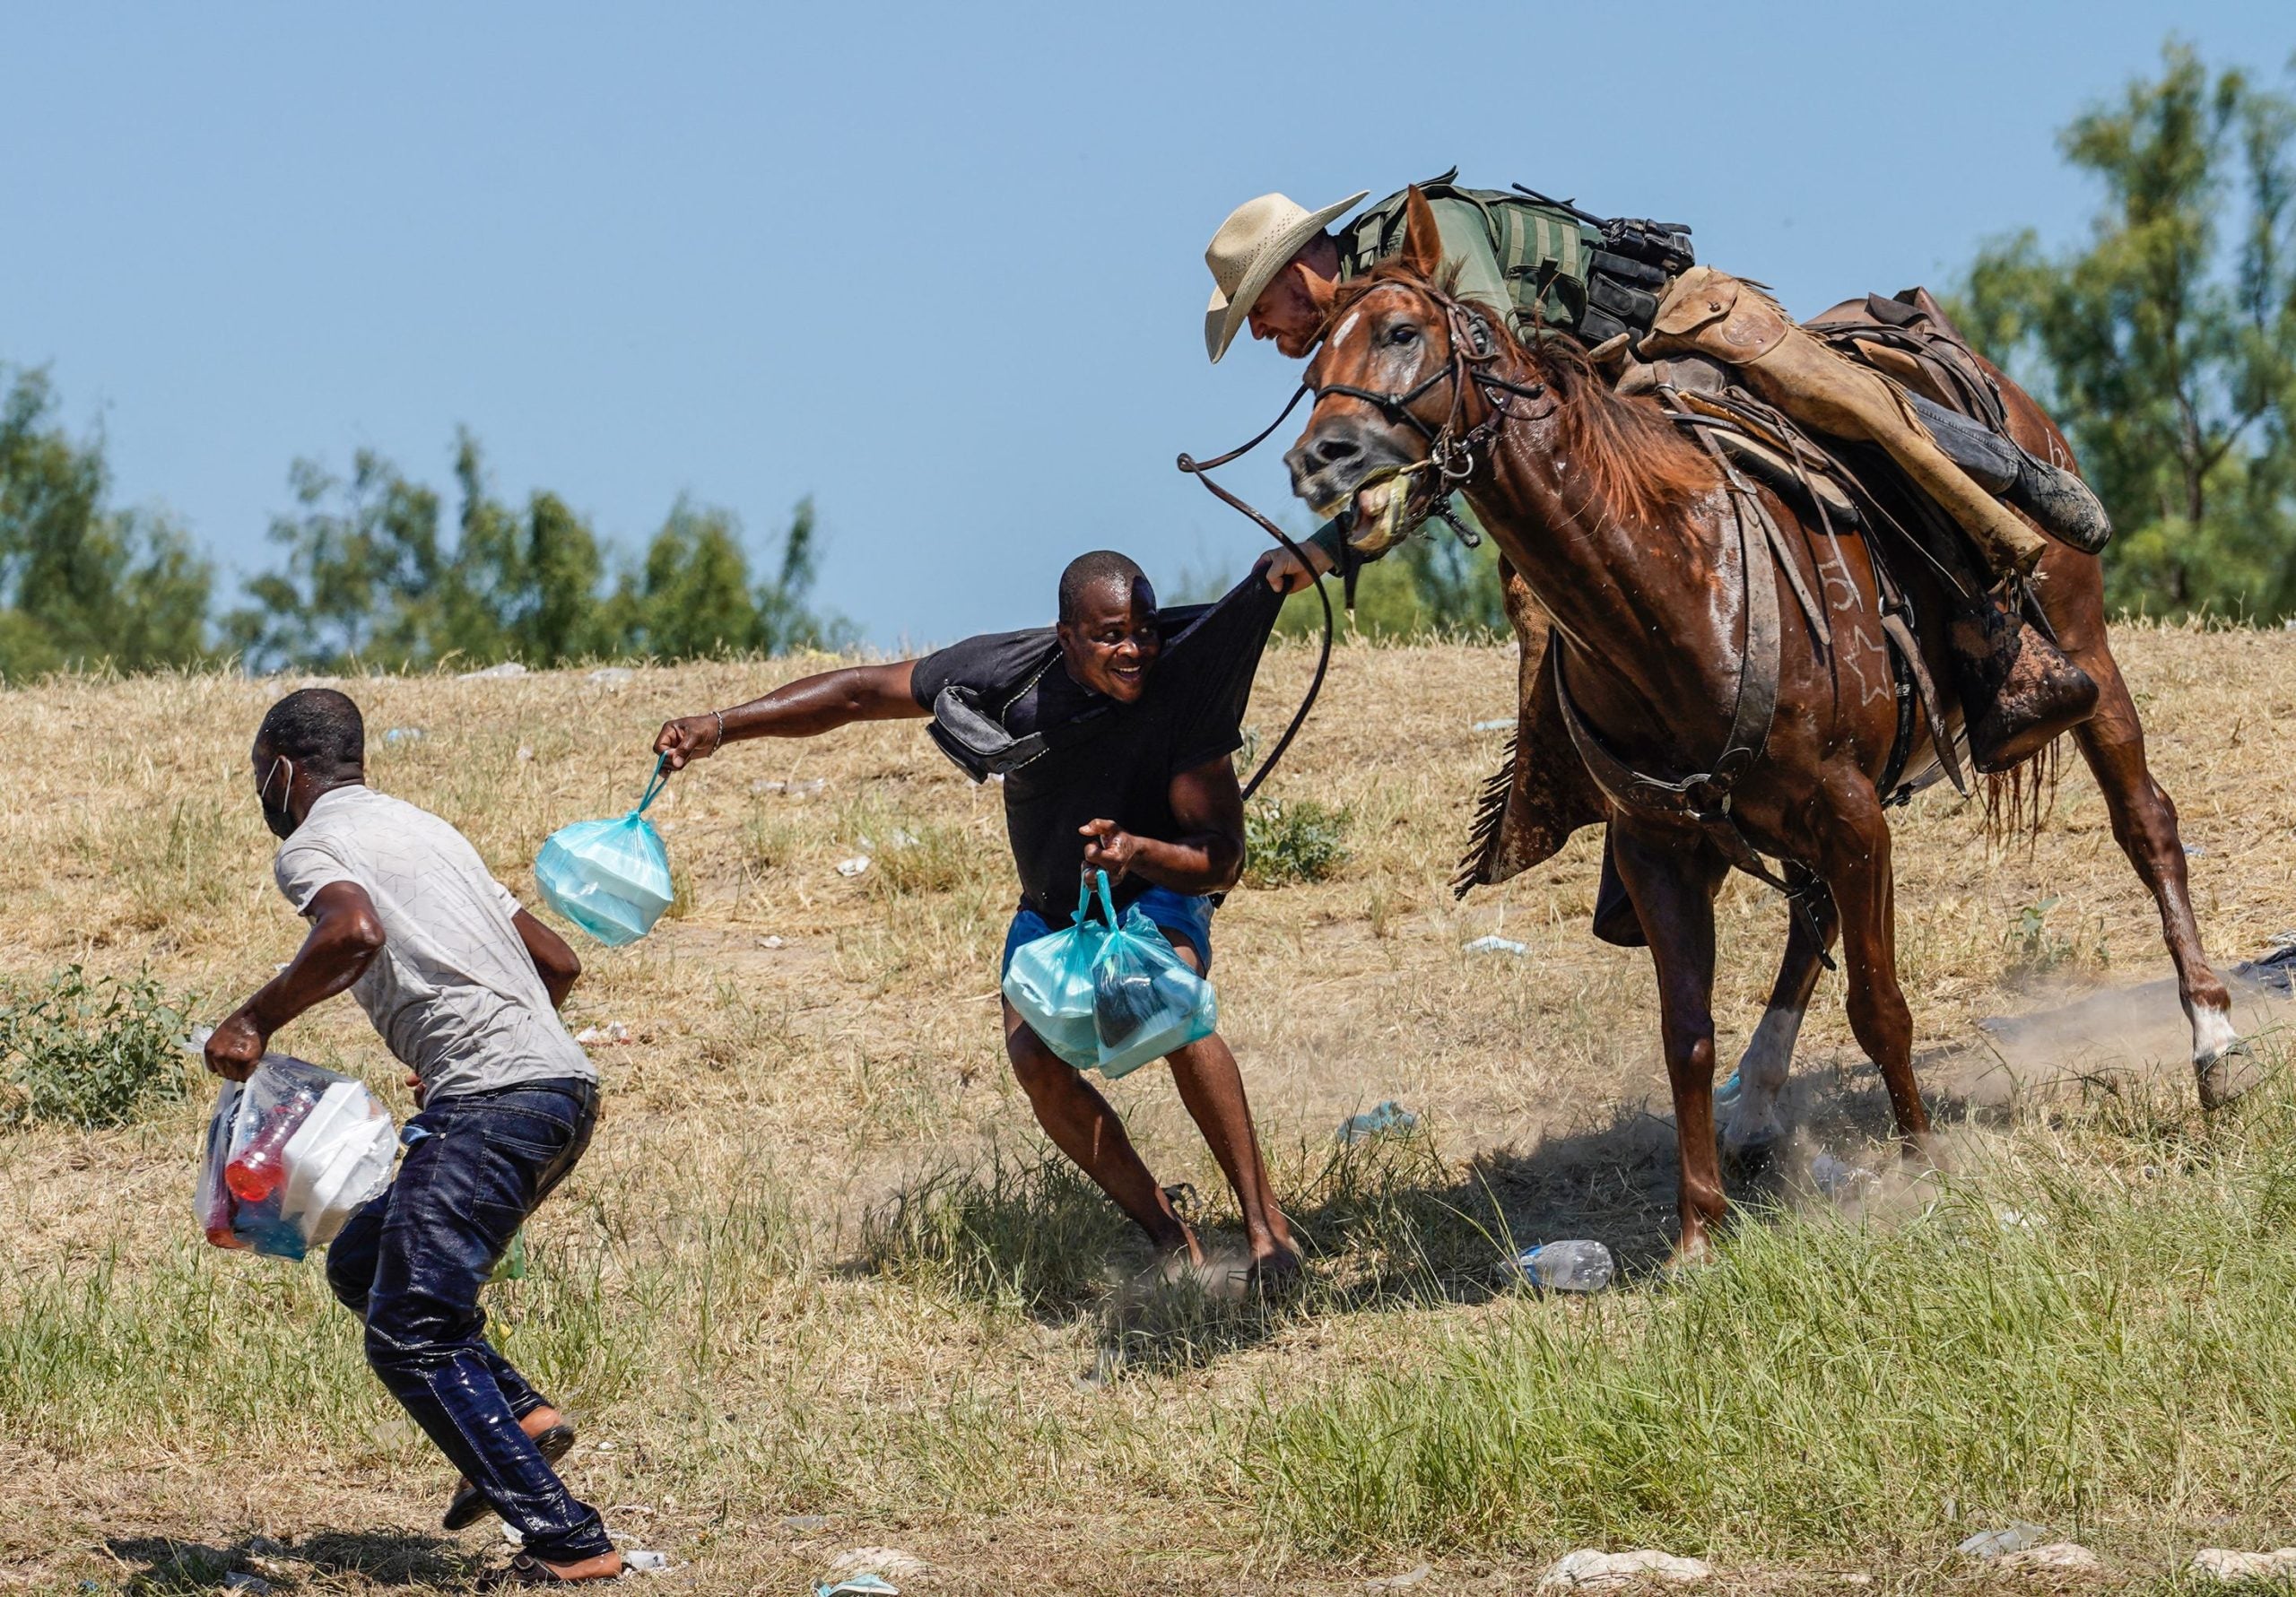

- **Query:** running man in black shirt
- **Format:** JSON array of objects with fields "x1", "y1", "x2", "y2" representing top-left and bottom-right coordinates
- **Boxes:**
[{"x1": 655, "y1": 551, "x2": 1300, "y2": 1286}]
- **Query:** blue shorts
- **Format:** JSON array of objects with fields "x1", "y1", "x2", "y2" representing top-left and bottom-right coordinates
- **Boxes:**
[{"x1": 1000, "y1": 884, "x2": 1214, "y2": 977}]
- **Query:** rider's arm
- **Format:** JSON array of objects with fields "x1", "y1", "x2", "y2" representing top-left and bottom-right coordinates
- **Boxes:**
[
  {"x1": 1078, "y1": 754, "x2": 1245, "y2": 896},
  {"x1": 655, "y1": 661, "x2": 927, "y2": 768}
]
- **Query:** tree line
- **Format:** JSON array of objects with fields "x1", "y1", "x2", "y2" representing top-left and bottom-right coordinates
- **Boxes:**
[
  {"x1": 0, "y1": 391, "x2": 846, "y2": 681},
  {"x1": 2, "y1": 42, "x2": 2289, "y2": 680}
]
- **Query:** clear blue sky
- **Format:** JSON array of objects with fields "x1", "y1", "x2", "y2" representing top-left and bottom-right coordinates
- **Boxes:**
[{"x1": 5, "y1": 2, "x2": 2287, "y2": 649}]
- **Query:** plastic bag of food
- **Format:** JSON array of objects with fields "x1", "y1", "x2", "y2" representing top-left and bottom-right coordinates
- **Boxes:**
[
  {"x1": 535, "y1": 759, "x2": 675, "y2": 947},
  {"x1": 1001, "y1": 874, "x2": 1111, "y2": 1069},
  {"x1": 1089, "y1": 881, "x2": 1217, "y2": 1080},
  {"x1": 196, "y1": 1052, "x2": 396, "y2": 1259}
]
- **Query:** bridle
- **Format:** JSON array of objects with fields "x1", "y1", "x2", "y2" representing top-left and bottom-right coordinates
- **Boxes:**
[
  {"x1": 1173, "y1": 268, "x2": 1545, "y2": 798},
  {"x1": 1307, "y1": 278, "x2": 1552, "y2": 499}
]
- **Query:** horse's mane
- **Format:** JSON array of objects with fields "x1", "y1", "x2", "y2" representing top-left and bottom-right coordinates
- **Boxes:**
[{"x1": 1323, "y1": 262, "x2": 1718, "y2": 532}]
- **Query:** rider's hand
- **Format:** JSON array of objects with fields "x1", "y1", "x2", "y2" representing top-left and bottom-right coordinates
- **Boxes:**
[
  {"x1": 1257, "y1": 541, "x2": 1335, "y2": 595},
  {"x1": 204, "y1": 1010, "x2": 267, "y2": 1082},
  {"x1": 653, "y1": 715, "x2": 723, "y2": 771},
  {"x1": 1079, "y1": 820, "x2": 1142, "y2": 882}
]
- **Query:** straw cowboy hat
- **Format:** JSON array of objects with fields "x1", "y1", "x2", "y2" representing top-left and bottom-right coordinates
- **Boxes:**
[{"x1": 1203, "y1": 188, "x2": 1369, "y2": 362}]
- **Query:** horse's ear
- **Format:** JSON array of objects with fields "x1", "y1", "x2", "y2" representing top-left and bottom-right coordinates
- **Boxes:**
[{"x1": 1399, "y1": 186, "x2": 1443, "y2": 281}]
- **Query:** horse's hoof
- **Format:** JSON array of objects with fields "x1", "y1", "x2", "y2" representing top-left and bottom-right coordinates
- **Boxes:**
[
  {"x1": 1721, "y1": 1135, "x2": 1783, "y2": 1179},
  {"x1": 2196, "y1": 1039, "x2": 2262, "y2": 1111}
]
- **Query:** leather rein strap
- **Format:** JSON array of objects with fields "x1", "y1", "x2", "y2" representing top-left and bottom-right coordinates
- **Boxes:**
[{"x1": 1177, "y1": 386, "x2": 1334, "y2": 803}]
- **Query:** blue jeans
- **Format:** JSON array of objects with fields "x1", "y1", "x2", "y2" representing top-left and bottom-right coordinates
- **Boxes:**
[
  {"x1": 1000, "y1": 883, "x2": 1214, "y2": 976},
  {"x1": 326, "y1": 1078, "x2": 610, "y2": 1564}
]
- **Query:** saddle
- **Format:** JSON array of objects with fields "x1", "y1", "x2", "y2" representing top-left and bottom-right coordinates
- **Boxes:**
[{"x1": 1453, "y1": 288, "x2": 2018, "y2": 912}]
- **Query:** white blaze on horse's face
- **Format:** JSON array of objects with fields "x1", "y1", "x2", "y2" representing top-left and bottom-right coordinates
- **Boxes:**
[{"x1": 1288, "y1": 283, "x2": 1447, "y2": 554}]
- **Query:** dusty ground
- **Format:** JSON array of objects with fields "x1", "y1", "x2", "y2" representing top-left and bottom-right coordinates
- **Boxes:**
[{"x1": 2, "y1": 622, "x2": 2292, "y2": 1593}]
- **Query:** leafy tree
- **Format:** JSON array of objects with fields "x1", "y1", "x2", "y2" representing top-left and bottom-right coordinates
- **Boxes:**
[
  {"x1": 608, "y1": 494, "x2": 848, "y2": 659},
  {"x1": 0, "y1": 368, "x2": 213, "y2": 681},
  {"x1": 1955, "y1": 41, "x2": 2296, "y2": 621},
  {"x1": 233, "y1": 432, "x2": 845, "y2": 671}
]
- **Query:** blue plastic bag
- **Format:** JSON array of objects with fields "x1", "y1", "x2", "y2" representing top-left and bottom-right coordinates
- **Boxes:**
[
  {"x1": 535, "y1": 759, "x2": 675, "y2": 947},
  {"x1": 1089, "y1": 878, "x2": 1217, "y2": 1079},
  {"x1": 1003, "y1": 872, "x2": 1218, "y2": 1079},
  {"x1": 1001, "y1": 874, "x2": 1110, "y2": 1069}
]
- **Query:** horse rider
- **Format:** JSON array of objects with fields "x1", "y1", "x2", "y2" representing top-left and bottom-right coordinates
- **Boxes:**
[{"x1": 1205, "y1": 174, "x2": 2111, "y2": 772}]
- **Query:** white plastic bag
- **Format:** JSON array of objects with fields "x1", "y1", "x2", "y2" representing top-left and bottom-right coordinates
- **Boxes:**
[{"x1": 196, "y1": 1053, "x2": 396, "y2": 1259}]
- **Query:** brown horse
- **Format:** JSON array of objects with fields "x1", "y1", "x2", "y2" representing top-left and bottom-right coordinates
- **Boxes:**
[{"x1": 1284, "y1": 189, "x2": 2241, "y2": 1258}]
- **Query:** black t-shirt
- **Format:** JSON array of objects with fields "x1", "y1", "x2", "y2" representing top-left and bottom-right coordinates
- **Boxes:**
[{"x1": 911, "y1": 575, "x2": 1283, "y2": 918}]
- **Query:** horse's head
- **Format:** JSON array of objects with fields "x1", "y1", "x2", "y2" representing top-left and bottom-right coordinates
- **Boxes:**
[{"x1": 1284, "y1": 187, "x2": 1523, "y2": 557}]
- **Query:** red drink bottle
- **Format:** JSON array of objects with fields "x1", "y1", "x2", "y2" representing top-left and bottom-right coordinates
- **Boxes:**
[{"x1": 224, "y1": 1089, "x2": 317, "y2": 1202}]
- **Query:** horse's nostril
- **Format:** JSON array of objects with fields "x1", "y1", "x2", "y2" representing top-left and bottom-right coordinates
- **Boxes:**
[{"x1": 1313, "y1": 436, "x2": 1360, "y2": 467}]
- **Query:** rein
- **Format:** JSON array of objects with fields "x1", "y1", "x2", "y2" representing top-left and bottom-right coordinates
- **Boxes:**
[{"x1": 1176, "y1": 397, "x2": 1334, "y2": 803}]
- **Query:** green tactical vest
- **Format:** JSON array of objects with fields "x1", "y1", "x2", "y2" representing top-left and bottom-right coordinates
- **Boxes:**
[{"x1": 1338, "y1": 170, "x2": 1598, "y2": 339}]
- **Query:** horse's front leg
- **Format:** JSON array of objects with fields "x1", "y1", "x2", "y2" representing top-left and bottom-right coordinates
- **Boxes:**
[
  {"x1": 1611, "y1": 823, "x2": 1732, "y2": 1263},
  {"x1": 1724, "y1": 869, "x2": 1839, "y2": 1169},
  {"x1": 1813, "y1": 768, "x2": 1931, "y2": 1153}
]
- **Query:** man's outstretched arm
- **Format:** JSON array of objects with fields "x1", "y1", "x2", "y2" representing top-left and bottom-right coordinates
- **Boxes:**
[
  {"x1": 204, "y1": 881, "x2": 387, "y2": 1081},
  {"x1": 655, "y1": 661, "x2": 928, "y2": 768}
]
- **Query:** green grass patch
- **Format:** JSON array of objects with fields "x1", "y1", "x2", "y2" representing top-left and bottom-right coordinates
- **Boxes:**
[
  {"x1": 1241, "y1": 1057, "x2": 2296, "y2": 1562},
  {"x1": 0, "y1": 966, "x2": 195, "y2": 1130},
  {"x1": 1244, "y1": 797, "x2": 1352, "y2": 888}
]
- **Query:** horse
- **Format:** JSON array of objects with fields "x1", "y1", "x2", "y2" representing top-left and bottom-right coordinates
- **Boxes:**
[{"x1": 1283, "y1": 187, "x2": 2241, "y2": 1259}]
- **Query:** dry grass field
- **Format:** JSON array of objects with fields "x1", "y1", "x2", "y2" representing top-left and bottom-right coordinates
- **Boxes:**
[{"x1": 4, "y1": 623, "x2": 2296, "y2": 1595}]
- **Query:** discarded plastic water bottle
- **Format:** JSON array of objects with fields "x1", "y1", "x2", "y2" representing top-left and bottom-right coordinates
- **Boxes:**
[
  {"x1": 1509, "y1": 1239, "x2": 1614, "y2": 1292},
  {"x1": 224, "y1": 1088, "x2": 319, "y2": 1202}
]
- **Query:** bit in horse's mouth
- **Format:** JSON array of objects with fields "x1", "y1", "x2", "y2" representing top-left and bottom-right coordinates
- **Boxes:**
[{"x1": 1325, "y1": 467, "x2": 1431, "y2": 554}]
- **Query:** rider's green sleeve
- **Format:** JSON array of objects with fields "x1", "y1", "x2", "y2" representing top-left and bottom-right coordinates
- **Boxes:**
[{"x1": 1430, "y1": 197, "x2": 1514, "y2": 321}]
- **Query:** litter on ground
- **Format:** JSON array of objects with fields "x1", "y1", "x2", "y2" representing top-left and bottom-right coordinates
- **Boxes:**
[
  {"x1": 1506, "y1": 1239, "x2": 1615, "y2": 1292},
  {"x1": 1472, "y1": 717, "x2": 1513, "y2": 731},
  {"x1": 1958, "y1": 1523, "x2": 2050, "y2": 1558},
  {"x1": 457, "y1": 661, "x2": 527, "y2": 680},
  {"x1": 1464, "y1": 934, "x2": 1527, "y2": 956},
  {"x1": 380, "y1": 727, "x2": 425, "y2": 744},
  {"x1": 1337, "y1": 1101, "x2": 1417, "y2": 1142},
  {"x1": 574, "y1": 1021, "x2": 631, "y2": 1046},
  {"x1": 817, "y1": 1578, "x2": 900, "y2": 1597},
  {"x1": 836, "y1": 855, "x2": 872, "y2": 877}
]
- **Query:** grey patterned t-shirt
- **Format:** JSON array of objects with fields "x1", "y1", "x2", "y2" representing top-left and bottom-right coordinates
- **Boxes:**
[{"x1": 273, "y1": 785, "x2": 596, "y2": 1101}]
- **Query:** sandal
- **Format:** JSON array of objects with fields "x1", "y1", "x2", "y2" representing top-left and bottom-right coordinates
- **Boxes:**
[
  {"x1": 443, "y1": 1423, "x2": 577, "y2": 1531},
  {"x1": 477, "y1": 1550, "x2": 623, "y2": 1587}
]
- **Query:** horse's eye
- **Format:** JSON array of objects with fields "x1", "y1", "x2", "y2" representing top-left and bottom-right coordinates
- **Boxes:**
[{"x1": 1388, "y1": 325, "x2": 1419, "y2": 346}]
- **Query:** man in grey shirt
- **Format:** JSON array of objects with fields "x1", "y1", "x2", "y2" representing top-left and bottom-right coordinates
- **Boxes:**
[{"x1": 204, "y1": 689, "x2": 621, "y2": 1585}]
